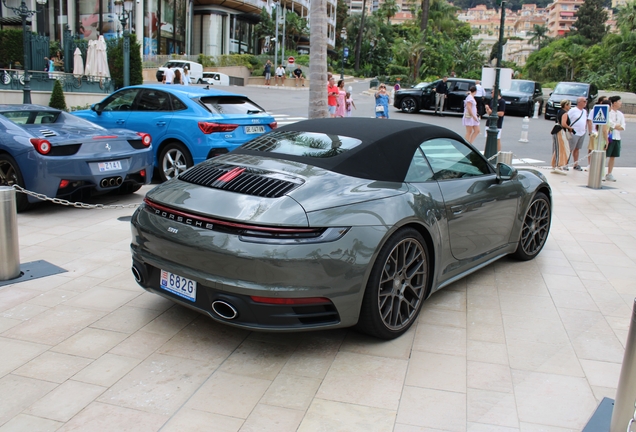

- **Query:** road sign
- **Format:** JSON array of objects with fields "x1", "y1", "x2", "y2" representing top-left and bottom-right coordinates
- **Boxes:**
[
  {"x1": 344, "y1": 48, "x2": 349, "y2": 58},
  {"x1": 288, "y1": 56, "x2": 295, "y2": 64},
  {"x1": 592, "y1": 104, "x2": 609, "y2": 125}
]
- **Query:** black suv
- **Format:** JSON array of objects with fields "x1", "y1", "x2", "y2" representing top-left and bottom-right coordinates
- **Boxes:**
[
  {"x1": 394, "y1": 78, "x2": 476, "y2": 114},
  {"x1": 544, "y1": 82, "x2": 598, "y2": 120},
  {"x1": 484, "y1": 80, "x2": 544, "y2": 117}
]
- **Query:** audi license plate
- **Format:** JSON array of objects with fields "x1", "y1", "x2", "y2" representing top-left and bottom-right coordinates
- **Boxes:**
[
  {"x1": 245, "y1": 126, "x2": 265, "y2": 134},
  {"x1": 160, "y1": 270, "x2": 196, "y2": 302},
  {"x1": 98, "y1": 161, "x2": 122, "y2": 172}
]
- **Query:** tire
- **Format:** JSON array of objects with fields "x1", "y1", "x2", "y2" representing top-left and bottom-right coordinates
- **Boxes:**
[
  {"x1": 357, "y1": 227, "x2": 429, "y2": 339},
  {"x1": 512, "y1": 192, "x2": 551, "y2": 261},
  {"x1": 400, "y1": 97, "x2": 418, "y2": 114},
  {"x1": 527, "y1": 103, "x2": 534, "y2": 118},
  {"x1": 0, "y1": 154, "x2": 31, "y2": 212},
  {"x1": 159, "y1": 142, "x2": 193, "y2": 182}
]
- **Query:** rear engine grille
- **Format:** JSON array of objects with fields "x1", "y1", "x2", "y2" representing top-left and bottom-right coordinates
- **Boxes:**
[
  {"x1": 178, "y1": 163, "x2": 302, "y2": 198},
  {"x1": 39, "y1": 129, "x2": 57, "y2": 137}
]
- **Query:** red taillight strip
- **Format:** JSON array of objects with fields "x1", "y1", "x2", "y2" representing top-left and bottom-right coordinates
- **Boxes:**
[
  {"x1": 250, "y1": 296, "x2": 332, "y2": 305},
  {"x1": 144, "y1": 198, "x2": 318, "y2": 234},
  {"x1": 216, "y1": 167, "x2": 246, "y2": 183},
  {"x1": 93, "y1": 135, "x2": 118, "y2": 139}
]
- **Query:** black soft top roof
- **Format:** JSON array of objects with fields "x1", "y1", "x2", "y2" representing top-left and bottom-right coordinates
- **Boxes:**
[{"x1": 233, "y1": 118, "x2": 467, "y2": 182}]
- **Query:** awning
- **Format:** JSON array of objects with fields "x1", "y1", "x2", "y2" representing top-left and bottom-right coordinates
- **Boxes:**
[{"x1": 0, "y1": 16, "x2": 31, "y2": 25}]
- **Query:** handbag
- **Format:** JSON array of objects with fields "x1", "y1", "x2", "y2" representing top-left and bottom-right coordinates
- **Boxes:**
[
  {"x1": 375, "y1": 105, "x2": 385, "y2": 112},
  {"x1": 550, "y1": 124, "x2": 562, "y2": 135},
  {"x1": 564, "y1": 130, "x2": 573, "y2": 141}
]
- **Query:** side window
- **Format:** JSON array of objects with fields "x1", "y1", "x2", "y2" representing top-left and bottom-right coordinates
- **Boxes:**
[
  {"x1": 102, "y1": 89, "x2": 140, "y2": 112},
  {"x1": 170, "y1": 94, "x2": 187, "y2": 111},
  {"x1": 420, "y1": 138, "x2": 491, "y2": 181},
  {"x1": 137, "y1": 90, "x2": 172, "y2": 111},
  {"x1": 454, "y1": 82, "x2": 470, "y2": 92},
  {"x1": 405, "y1": 147, "x2": 434, "y2": 182}
]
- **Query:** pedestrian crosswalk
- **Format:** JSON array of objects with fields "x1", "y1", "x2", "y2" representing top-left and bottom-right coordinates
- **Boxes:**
[{"x1": 271, "y1": 114, "x2": 307, "y2": 127}]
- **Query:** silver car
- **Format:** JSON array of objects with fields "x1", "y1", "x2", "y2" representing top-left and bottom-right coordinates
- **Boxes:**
[{"x1": 130, "y1": 118, "x2": 552, "y2": 339}]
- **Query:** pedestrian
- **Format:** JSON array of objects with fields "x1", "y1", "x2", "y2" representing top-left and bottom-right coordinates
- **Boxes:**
[
  {"x1": 264, "y1": 60, "x2": 272, "y2": 86},
  {"x1": 335, "y1": 80, "x2": 347, "y2": 117},
  {"x1": 605, "y1": 95, "x2": 626, "y2": 182},
  {"x1": 163, "y1": 64, "x2": 175, "y2": 84},
  {"x1": 45, "y1": 57, "x2": 54, "y2": 79},
  {"x1": 275, "y1": 64, "x2": 285, "y2": 86},
  {"x1": 567, "y1": 96, "x2": 588, "y2": 171},
  {"x1": 484, "y1": 89, "x2": 505, "y2": 151},
  {"x1": 293, "y1": 66, "x2": 304, "y2": 86},
  {"x1": 182, "y1": 67, "x2": 190, "y2": 86},
  {"x1": 586, "y1": 96, "x2": 608, "y2": 166},
  {"x1": 327, "y1": 76, "x2": 339, "y2": 118},
  {"x1": 550, "y1": 99, "x2": 574, "y2": 174},
  {"x1": 375, "y1": 84, "x2": 390, "y2": 119},
  {"x1": 475, "y1": 80, "x2": 486, "y2": 116},
  {"x1": 434, "y1": 76, "x2": 449, "y2": 116},
  {"x1": 174, "y1": 68, "x2": 182, "y2": 85},
  {"x1": 462, "y1": 86, "x2": 480, "y2": 144},
  {"x1": 345, "y1": 91, "x2": 356, "y2": 117}
]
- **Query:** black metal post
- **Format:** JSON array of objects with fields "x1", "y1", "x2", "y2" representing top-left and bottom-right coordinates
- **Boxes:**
[
  {"x1": 341, "y1": 48, "x2": 345, "y2": 80},
  {"x1": 123, "y1": 29, "x2": 130, "y2": 87},
  {"x1": 485, "y1": 1, "x2": 506, "y2": 161}
]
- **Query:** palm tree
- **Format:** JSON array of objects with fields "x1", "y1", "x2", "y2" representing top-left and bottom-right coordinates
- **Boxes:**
[
  {"x1": 309, "y1": 0, "x2": 328, "y2": 119},
  {"x1": 428, "y1": 0, "x2": 457, "y2": 34},
  {"x1": 617, "y1": 0, "x2": 636, "y2": 32},
  {"x1": 354, "y1": 0, "x2": 368, "y2": 71},
  {"x1": 394, "y1": 37, "x2": 427, "y2": 81},
  {"x1": 378, "y1": 0, "x2": 400, "y2": 25},
  {"x1": 528, "y1": 24, "x2": 548, "y2": 49},
  {"x1": 553, "y1": 44, "x2": 587, "y2": 80}
]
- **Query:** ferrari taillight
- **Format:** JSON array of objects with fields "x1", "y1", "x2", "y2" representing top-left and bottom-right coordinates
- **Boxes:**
[
  {"x1": 198, "y1": 122, "x2": 239, "y2": 134},
  {"x1": 136, "y1": 132, "x2": 152, "y2": 146},
  {"x1": 30, "y1": 138, "x2": 51, "y2": 155}
]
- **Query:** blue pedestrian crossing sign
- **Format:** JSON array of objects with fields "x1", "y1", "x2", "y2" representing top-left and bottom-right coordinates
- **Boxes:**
[{"x1": 592, "y1": 104, "x2": 609, "y2": 125}]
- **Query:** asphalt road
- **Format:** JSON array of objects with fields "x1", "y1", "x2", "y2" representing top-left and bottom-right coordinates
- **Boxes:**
[{"x1": 232, "y1": 80, "x2": 636, "y2": 168}]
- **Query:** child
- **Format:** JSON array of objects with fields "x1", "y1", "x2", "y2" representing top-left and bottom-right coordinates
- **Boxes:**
[{"x1": 345, "y1": 92, "x2": 356, "y2": 117}]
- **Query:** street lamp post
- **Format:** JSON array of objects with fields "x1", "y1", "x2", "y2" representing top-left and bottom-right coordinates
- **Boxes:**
[
  {"x1": 340, "y1": 28, "x2": 347, "y2": 81},
  {"x1": 2, "y1": 0, "x2": 47, "y2": 104},
  {"x1": 114, "y1": 0, "x2": 133, "y2": 87},
  {"x1": 485, "y1": 0, "x2": 507, "y2": 161}
]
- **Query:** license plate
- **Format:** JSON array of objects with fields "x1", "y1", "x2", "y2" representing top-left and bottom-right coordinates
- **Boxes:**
[
  {"x1": 98, "y1": 161, "x2": 122, "y2": 172},
  {"x1": 245, "y1": 126, "x2": 265, "y2": 134},
  {"x1": 160, "y1": 270, "x2": 197, "y2": 302}
]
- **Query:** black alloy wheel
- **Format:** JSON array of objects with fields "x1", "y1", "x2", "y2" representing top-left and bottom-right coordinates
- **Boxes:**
[
  {"x1": 0, "y1": 154, "x2": 31, "y2": 212},
  {"x1": 357, "y1": 228, "x2": 429, "y2": 339},
  {"x1": 512, "y1": 192, "x2": 551, "y2": 260},
  {"x1": 400, "y1": 97, "x2": 418, "y2": 114}
]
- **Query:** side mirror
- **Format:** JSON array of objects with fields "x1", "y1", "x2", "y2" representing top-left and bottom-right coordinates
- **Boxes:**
[
  {"x1": 92, "y1": 103, "x2": 102, "y2": 115},
  {"x1": 496, "y1": 163, "x2": 517, "y2": 181}
]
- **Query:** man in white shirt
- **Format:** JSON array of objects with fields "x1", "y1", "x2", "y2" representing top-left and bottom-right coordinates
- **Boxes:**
[
  {"x1": 275, "y1": 65, "x2": 286, "y2": 86},
  {"x1": 605, "y1": 95, "x2": 626, "y2": 182},
  {"x1": 567, "y1": 97, "x2": 588, "y2": 171},
  {"x1": 163, "y1": 65, "x2": 175, "y2": 84},
  {"x1": 475, "y1": 80, "x2": 486, "y2": 116}
]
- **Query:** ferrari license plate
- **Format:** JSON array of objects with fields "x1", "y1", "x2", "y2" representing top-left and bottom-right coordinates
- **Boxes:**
[
  {"x1": 98, "y1": 160, "x2": 122, "y2": 172},
  {"x1": 245, "y1": 125, "x2": 265, "y2": 134},
  {"x1": 160, "y1": 270, "x2": 196, "y2": 302}
]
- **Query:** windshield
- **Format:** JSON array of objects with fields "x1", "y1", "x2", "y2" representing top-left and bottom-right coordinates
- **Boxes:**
[
  {"x1": 509, "y1": 81, "x2": 534, "y2": 93},
  {"x1": 554, "y1": 83, "x2": 588, "y2": 97},
  {"x1": 241, "y1": 131, "x2": 362, "y2": 158}
]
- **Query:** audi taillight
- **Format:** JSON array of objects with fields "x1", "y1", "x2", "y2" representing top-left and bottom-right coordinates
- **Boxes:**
[
  {"x1": 198, "y1": 122, "x2": 239, "y2": 134},
  {"x1": 30, "y1": 138, "x2": 51, "y2": 155},
  {"x1": 269, "y1": 121, "x2": 278, "y2": 129},
  {"x1": 136, "y1": 132, "x2": 152, "y2": 147}
]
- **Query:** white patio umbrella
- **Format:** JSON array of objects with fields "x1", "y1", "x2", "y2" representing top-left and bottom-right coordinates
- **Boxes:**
[
  {"x1": 84, "y1": 40, "x2": 97, "y2": 77},
  {"x1": 73, "y1": 47, "x2": 84, "y2": 77},
  {"x1": 95, "y1": 35, "x2": 111, "y2": 79}
]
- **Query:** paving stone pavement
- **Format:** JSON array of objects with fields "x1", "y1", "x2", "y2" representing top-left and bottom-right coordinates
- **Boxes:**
[{"x1": 1, "y1": 167, "x2": 636, "y2": 432}]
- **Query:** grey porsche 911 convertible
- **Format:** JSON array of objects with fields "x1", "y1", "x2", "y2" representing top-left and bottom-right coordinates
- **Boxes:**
[{"x1": 130, "y1": 118, "x2": 551, "y2": 339}]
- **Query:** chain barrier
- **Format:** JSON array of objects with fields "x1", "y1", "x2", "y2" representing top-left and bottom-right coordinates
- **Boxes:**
[{"x1": 11, "y1": 184, "x2": 141, "y2": 210}]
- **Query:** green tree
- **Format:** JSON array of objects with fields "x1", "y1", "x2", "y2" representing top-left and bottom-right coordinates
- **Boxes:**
[
  {"x1": 49, "y1": 79, "x2": 67, "y2": 111},
  {"x1": 617, "y1": 0, "x2": 636, "y2": 32},
  {"x1": 255, "y1": 7, "x2": 275, "y2": 53},
  {"x1": 284, "y1": 12, "x2": 308, "y2": 51},
  {"x1": 106, "y1": 36, "x2": 143, "y2": 90},
  {"x1": 528, "y1": 24, "x2": 549, "y2": 49},
  {"x1": 378, "y1": 0, "x2": 400, "y2": 25},
  {"x1": 570, "y1": 0, "x2": 608, "y2": 44}
]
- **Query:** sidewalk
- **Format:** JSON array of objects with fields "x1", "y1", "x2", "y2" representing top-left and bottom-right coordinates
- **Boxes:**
[{"x1": 1, "y1": 167, "x2": 635, "y2": 431}]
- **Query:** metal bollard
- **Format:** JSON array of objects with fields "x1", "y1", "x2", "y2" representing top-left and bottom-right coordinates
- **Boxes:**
[
  {"x1": 587, "y1": 150, "x2": 606, "y2": 189},
  {"x1": 496, "y1": 151, "x2": 513, "y2": 165},
  {"x1": 0, "y1": 186, "x2": 20, "y2": 281},
  {"x1": 610, "y1": 299, "x2": 636, "y2": 432},
  {"x1": 519, "y1": 116, "x2": 529, "y2": 142}
]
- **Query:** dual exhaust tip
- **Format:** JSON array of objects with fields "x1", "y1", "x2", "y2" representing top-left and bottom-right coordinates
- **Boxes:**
[
  {"x1": 130, "y1": 265, "x2": 238, "y2": 320},
  {"x1": 100, "y1": 176, "x2": 123, "y2": 188}
]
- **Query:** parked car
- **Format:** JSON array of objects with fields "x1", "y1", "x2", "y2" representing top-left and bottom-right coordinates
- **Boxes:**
[
  {"x1": 544, "y1": 81, "x2": 598, "y2": 120},
  {"x1": 201, "y1": 72, "x2": 230, "y2": 86},
  {"x1": 73, "y1": 85, "x2": 277, "y2": 182},
  {"x1": 156, "y1": 60, "x2": 204, "y2": 84},
  {"x1": 483, "y1": 80, "x2": 544, "y2": 117},
  {"x1": 130, "y1": 118, "x2": 552, "y2": 339},
  {"x1": 394, "y1": 78, "x2": 477, "y2": 114},
  {"x1": 0, "y1": 104, "x2": 153, "y2": 212}
]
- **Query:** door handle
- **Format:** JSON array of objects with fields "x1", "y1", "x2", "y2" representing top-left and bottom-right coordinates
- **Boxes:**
[
  {"x1": 156, "y1": 121, "x2": 167, "y2": 126},
  {"x1": 116, "y1": 119, "x2": 125, "y2": 124},
  {"x1": 450, "y1": 205, "x2": 464, "y2": 215}
]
